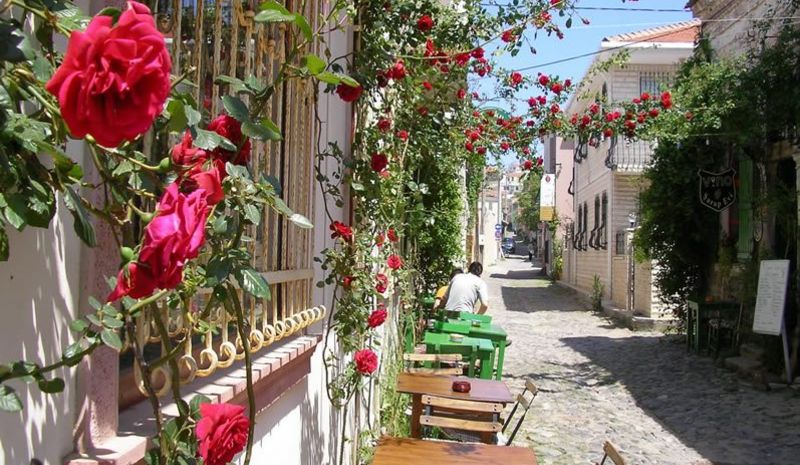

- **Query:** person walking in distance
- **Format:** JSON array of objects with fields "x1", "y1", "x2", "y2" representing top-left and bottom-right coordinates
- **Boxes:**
[{"x1": 443, "y1": 262, "x2": 489, "y2": 315}]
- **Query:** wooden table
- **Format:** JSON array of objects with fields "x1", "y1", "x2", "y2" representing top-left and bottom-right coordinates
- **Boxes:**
[
  {"x1": 436, "y1": 319, "x2": 509, "y2": 380},
  {"x1": 373, "y1": 437, "x2": 538, "y2": 465},
  {"x1": 423, "y1": 331, "x2": 495, "y2": 379},
  {"x1": 396, "y1": 373, "x2": 514, "y2": 439}
]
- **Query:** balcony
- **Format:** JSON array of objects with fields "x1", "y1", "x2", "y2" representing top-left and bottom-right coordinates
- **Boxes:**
[{"x1": 605, "y1": 139, "x2": 656, "y2": 173}]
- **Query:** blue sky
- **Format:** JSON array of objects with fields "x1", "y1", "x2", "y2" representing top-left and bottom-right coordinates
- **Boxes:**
[{"x1": 471, "y1": 0, "x2": 693, "y2": 165}]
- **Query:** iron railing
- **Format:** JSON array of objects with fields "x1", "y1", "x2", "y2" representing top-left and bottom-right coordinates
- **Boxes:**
[{"x1": 605, "y1": 139, "x2": 656, "y2": 172}]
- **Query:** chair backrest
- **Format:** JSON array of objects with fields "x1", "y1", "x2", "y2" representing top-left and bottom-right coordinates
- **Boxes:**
[
  {"x1": 420, "y1": 395, "x2": 503, "y2": 434},
  {"x1": 403, "y1": 353, "x2": 463, "y2": 375},
  {"x1": 501, "y1": 379, "x2": 539, "y2": 445},
  {"x1": 599, "y1": 441, "x2": 626, "y2": 465}
]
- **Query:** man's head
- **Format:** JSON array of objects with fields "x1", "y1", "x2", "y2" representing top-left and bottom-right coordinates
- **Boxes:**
[
  {"x1": 450, "y1": 268, "x2": 462, "y2": 280},
  {"x1": 467, "y1": 262, "x2": 483, "y2": 277}
]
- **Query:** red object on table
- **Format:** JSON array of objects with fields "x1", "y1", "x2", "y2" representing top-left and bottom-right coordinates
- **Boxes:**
[{"x1": 452, "y1": 380, "x2": 471, "y2": 392}]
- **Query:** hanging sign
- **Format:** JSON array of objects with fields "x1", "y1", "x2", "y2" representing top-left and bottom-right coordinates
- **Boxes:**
[
  {"x1": 539, "y1": 173, "x2": 555, "y2": 221},
  {"x1": 698, "y1": 168, "x2": 736, "y2": 212}
]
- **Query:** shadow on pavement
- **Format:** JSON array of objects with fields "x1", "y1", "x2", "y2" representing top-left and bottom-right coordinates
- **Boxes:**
[
  {"x1": 499, "y1": 280, "x2": 587, "y2": 313},
  {"x1": 561, "y1": 335, "x2": 800, "y2": 465}
]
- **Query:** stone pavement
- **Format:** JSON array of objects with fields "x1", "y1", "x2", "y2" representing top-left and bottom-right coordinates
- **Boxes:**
[{"x1": 485, "y1": 257, "x2": 800, "y2": 465}]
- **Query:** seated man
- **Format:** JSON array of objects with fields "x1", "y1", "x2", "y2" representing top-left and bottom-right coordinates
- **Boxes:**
[
  {"x1": 443, "y1": 262, "x2": 489, "y2": 315},
  {"x1": 433, "y1": 268, "x2": 462, "y2": 310}
]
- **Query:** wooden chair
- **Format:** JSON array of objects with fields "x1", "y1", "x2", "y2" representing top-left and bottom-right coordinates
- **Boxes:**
[
  {"x1": 419, "y1": 394, "x2": 503, "y2": 444},
  {"x1": 597, "y1": 440, "x2": 626, "y2": 465},
  {"x1": 403, "y1": 353, "x2": 464, "y2": 375},
  {"x1": 498, "y1": 379, "x2": 539, "y2": 445}
]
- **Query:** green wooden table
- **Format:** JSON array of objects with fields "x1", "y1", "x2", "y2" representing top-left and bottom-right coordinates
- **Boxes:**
[
  {"x1": 434, "y1": 319, "x2": 508, "y2": 380},
  {"x1": 442, "y1": 310, "x2": 492, "y2": 324},
  {"x1": 423, "y1": 331, "x2": 495, "y2": 379}
]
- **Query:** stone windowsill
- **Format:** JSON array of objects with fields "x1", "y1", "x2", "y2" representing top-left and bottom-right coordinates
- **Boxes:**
[{"x1": 64, "y1": 334, "x2": 321, "y2": 465}]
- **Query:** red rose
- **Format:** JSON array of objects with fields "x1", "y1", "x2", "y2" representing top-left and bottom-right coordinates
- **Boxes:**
[
  {"x1": 387, "y1": 254, "x2": 403, "y2": 270},
  {"x1": 207, "y1": 114, "x2": 251, "y2": 166},
  {"x1": 454, "y1": 53, "x2": 470, "y2": 66},
  {"x1": 189, "y1": 163, "x2": 224, "y2": 205},
  {"x1": 523, "y1": 159, "x2": 533, "y2": 170},
  {"x1": 501, "y1": 29, "x2": 516, "y2": 43},
  {"x1": 660, "y1": 91, "x2": 673, "y2": 109},
  {"x1": 537, "y1": 95, "x2": 547, "y2": 105},
  {"x1": 377, "y1": 118, "x2": 392, "y2": 132},
  {"x1": 522, "y1": 146, "x2": 531, "y2": 155},
  {"x1": 603, "y1": 128, "x2": 614, "y2": 138},
  {"x1": 422, "y1": 81, "x2": 433, "y2": 91},
  {"x1": 386, "y1": 60, "x2": 407, "y2": 80},
  {"x1": 477, "y1": 146, "x2": 487, "y2": 155},
  {"x1": 368, "y1": 308, "x2": 388, "y2": 328},
  {"x1": 417, "y1": 15, "x2": 434, "y2": 32},
  {"x1": 336, "y1": 83, "x2": 363, "y2": 102},
  {"x1": 375, "y1": 273, "x2": 389, "y2": 293},
  {"x1": 387, "y1": 227, "x2": 398, "y2": 242},
  {"x1": 457, "y1": 88, "x2": 466, "y2": 99},
  {"x1": 538, "y1": 74, "x2": 550, "y2": 86},
  {"x1": 46, "y1": 1, "x2": 171, "y2": 147},
  {"x1": 371, "y1": 152, "x2": 389, "y2": 172},
  {"x1": 564, "y1": 79, "x2": 572, "y2": 87},
  {"x1": 465, "y1": 141, "x2": 474, "y2": 152},
  {"x1": 417, "y1": 106, "x2": 428, "y2": 116},
  {"x1": 172, "y1": 131, "x2": 208, "y2": 168},
  {"x1": 550, "y1": 103, "x2": 560, "y2": 114},
  {"x1": 330, "y1": 221, "x2": 353, "y2": 242},
  {"x1": 510, "y1": 72, "x2": 523, "y2": 86},
  {"x1": 550, "y1": 82, "x2": 563, "y2": 94},
  {"x1": 376, "y1": 233, "x2": 385, "y2": 247},
  {"x1": 354, "y1": 349, "x2": 379, "y2": 375},
  {"x1": 396, "y1": 130, "x2": 409, "y2": 141},
  {"x1": 537, "y1": 157, "x2": 544, "y2": 166},
  {"x1": 196, "y1": 403, "x2": 249, "y2": 465},
  {"x1": 640, "y1": 92, "x2": 651, "y2": 101},
  {"x1": 108, "y1": 183, "x2": 209, "y2": 301},
  {"x1": 649, "y1": 108, "x2": 660, "y2": 118},
  {"x1": 471, "y1": 47, "x2": 485, "y2": 59},
  {"x1": 500, "y1": 142, "x2": 510, "y2": 151},
  {"x1": 343, "y1": 276, "x2": 354, "y2": 289}
]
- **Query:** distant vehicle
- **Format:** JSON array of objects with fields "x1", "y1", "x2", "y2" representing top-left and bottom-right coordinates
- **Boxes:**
[{"x1": 501, "y1": 237, "x2": 516, "y2": 254}]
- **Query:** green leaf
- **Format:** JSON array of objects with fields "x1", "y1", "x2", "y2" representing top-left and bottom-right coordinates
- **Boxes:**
[
  {"x1": 0, "y1": 227, "x2": 7, "y2": 261},
  {"x1": 350, "y1": 182, "x2": 364, "y2": 191},
  {"x1": 254, "y1": 1, "x2": 295, "y2": 22},
  {"x1": 316, "y1": 72, "x2": 342, "y2": 85},
  {"x1": 205, "y1": 257, "x2": 232, "y2": 284},
  {"x1": 69, "y1": 319, "x2": 88, "y2": 332},
  {"x1": 37, "y1": 377, "x2": 65, "y2": 394},
  {"x1": 0, "y1": 19, "x2": 34, "y2": 63},
  {"x1": 222, "y1": 96, "x2": 251, "y2": 123},
  {"x1": 241, "y1": 119, "x2": 282, "y2": 141},
  {"x1": 95, "y1": 7, "x2": 121, "y2": 23},
  {"x1": 337, "y1": 75, "x2": 360, "y2": 88},
  {"x1": 288, "y1": 213, "x2": 313, "y2": 229},
  {"x1": 88, "y1": 296, "x2": 102, "y2": 310},
  {"x1": 212, "y1": 216, "x2": 228, "y2": 235},
  {"x1": 243, "y1": 204, "x2": 261, "y2": 225},
  {"x1": 191, "y1": 128, "x2": 236, "y2": 152},
  {"x1": 301, "y1": 54, "x2": 325, "y2": 74},
  {"x1": 100, "y1": 328, "x2": 122, "y2": 351},
  {"x1": 215, "y1": 75, "x2": 250, "y2": 94},
  {"x1": 272, "y1": 197, "x2": 293, "y2": 216},
  {"x1": 190, "y1": 394, "x2": 211, "y2": 417},
  {"x1": 3, "y1": 193, "x2": 28, "y2": 231},
  {"x1": 32, "y1": 55, "x2": 54, "y2": 82},
  {"x1": 235, "y1": 268, "x2": 271, "y2": 299},
  {"x1": 165, "y1": 99, "x2": 188, "y2": 133},
  {"x1": 103, "y1": 316, "x2": 124, "y2": 329},
  {"x1": 294, "y1": 14, "x2": 313, "y2": 40},
  {"x1": 0, "y1": 385, "x2": 23, "y2": 412},
  {"x1": 63, "y1": 186, "x2": 97, "y2": 247}
]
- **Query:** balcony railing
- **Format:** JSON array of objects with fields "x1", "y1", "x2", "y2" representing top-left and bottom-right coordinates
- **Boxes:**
[{"x1": 605, "y1": 139, "x2": 656, "y2": 172}]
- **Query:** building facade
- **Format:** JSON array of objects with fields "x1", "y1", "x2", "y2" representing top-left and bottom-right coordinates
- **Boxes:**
[{"x1": 559, "y1": 21, "x2": 699, "y2": 320}]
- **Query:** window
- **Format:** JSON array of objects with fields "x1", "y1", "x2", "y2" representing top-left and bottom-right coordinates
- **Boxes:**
[
  {"x1": 591, "y1": 195, "x2": 600, "y2": 249},
  {"x1": 600, "y1": 192, "x2": 608, "y2": 249},
  {"x1": 574, "y1": 204, "x2": 582, "y2": 250},
  {"x1": 582, "y1": 201, "x2": 589, "y2": 250},
  {"x1": 639, "y1": 71, "x2": 672, "y2": 96},
  {"x1": 119, "y1": 0, "x2": 318, "y2": 408}
]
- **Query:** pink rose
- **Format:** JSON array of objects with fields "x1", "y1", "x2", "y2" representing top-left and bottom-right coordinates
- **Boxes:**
[
  {"x1": 46, "y1": 2, "x2": 171, "y2": 147},
  {"x1": 107, "y1": 183, "x2": 210, "y2": 301},
  {"x1": 196, "y1": 403, "x2": 249, "y2": 465},
  {"x1": 368, "y1": 308, "x2": 388, "y2": 328},
  {"x1": 354, "y1": 349, "x2": 378, "y2": 375}
]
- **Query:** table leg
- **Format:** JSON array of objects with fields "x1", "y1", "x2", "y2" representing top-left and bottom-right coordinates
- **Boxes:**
[
  {"x1": 495, "y1": 340, "x2": 506, "y2": 381},
  {"x1": 410, "y1": 394, "x2": 422, "y2": 439},
  {"x1": 479, "y1": 351, "x2": 492, "y2": 379}
]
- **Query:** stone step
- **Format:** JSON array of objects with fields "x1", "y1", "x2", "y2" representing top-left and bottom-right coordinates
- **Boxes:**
[
  {"x1": 739, "y1": 342, "x2": 766, "y2": 361},
  {"x1": 724, "y1": 355, "x2": 763, "y2": 377}
]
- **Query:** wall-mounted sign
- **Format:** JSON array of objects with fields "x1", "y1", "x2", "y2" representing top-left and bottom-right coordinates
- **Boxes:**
[
  {"x1": 698, "y1": 168, "x2": 736, "y2": 212},
  {"x1": 540, "y1": 173, "x2": 555, "y2": 221}
]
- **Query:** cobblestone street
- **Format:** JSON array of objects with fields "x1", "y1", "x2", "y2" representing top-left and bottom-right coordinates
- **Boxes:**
[{"x1": 487, "y1": 257, "x2": 800, "y2": 465}]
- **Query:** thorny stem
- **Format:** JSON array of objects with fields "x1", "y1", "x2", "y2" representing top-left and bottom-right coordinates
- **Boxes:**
[
  {"x1": 228, "y1": 286, "x2": 256, "y2": 465},
  {"x1": 151, "y1": 303, "x2": 189, "y2": 418}
]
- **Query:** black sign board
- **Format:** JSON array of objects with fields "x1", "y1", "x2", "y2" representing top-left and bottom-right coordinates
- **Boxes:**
[{"x1": 698, "y1": 168, "x2": 736, "y2": 212}]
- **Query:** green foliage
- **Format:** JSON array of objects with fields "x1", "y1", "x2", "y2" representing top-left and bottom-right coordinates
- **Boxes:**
[
  {"x1": 590, "y1": 274, "x2": 604, "y2": 312},
  {"x1": 516, "y1": 170, "x2": 542, "y2": 232}
]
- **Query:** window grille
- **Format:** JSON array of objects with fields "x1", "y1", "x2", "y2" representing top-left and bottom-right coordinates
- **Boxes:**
[
  {"x1": 120, "y1": 0, "x2": 323, "y2": 398},
  {"x1": 600, "y1": 192, "x2": 608, "y2": 250},
  {"x1": 639, "y1": 71, "x2": 672, "y2": 96}
]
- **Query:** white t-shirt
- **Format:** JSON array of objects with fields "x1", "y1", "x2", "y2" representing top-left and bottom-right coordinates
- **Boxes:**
[{"x1": 444, "y1": 273, "x2": 489, "y2": 313}]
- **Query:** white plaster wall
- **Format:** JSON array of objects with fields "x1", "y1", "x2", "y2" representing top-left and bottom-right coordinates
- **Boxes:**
[{"x1": 0, "y1": 140, "x2": 86, "y2": 465}]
